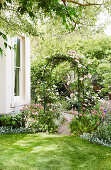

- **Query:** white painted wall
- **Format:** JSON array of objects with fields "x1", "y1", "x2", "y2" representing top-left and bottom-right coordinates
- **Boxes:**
[
  {"x1": 0, "y1": 36, "x2": 7, "y2": 113},
  {"x1": 0, "y1": 35, "x2": 31, "y2": 114}
]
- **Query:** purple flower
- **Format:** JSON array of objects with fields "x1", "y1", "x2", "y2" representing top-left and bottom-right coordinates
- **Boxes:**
[{"x1": 104, "y1": 110, "x2": 107, "y2": 114}]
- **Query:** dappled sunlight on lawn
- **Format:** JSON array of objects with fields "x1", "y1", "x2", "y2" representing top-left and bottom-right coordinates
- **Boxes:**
[
  {"x1": 0, "y1": 133, "x2": 111, "y2": 170},
  {"x1": 31, "y1": 144, "x2": 58, "y2": 153}
]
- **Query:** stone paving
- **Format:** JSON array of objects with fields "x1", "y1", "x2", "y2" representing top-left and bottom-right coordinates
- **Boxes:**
[{"x1": 58, "y1": 111, "x2": 74, "y2": 135}]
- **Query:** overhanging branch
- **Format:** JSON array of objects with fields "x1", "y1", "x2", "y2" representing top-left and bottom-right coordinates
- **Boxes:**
[{"x1": 62, "y1": 0, "x2": 102, "y2": 6}]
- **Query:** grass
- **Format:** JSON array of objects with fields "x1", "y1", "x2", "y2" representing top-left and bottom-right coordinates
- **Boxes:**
[{"x1": 0, "y1": 133, "x2": 111, "y2": 170}]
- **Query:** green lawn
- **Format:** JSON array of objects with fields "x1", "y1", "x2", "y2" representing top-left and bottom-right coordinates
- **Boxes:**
[{"x1": 0, "y1": 133, "x2": 111, "y2": 170}]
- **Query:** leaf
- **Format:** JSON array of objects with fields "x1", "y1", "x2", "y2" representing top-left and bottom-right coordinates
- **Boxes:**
[
  {"x1": 6, "y1": 0, "x2": 12, "y2": 3},
  {"x1": 4, "y1": 42, "x2": 7, "y2": 48},
  {"x1": 0, "y1": 32, "x2": 3, "y2": 36},
  {"x1": 0, "y1": 49, "x2": 3, "y2": 57},
  {"x1": 29, "y1": 11, "x2": 35, "y2": 18},
  {"x1": 8, "y1": 45, "x2": 12, "y2": 50},
  {"x1": 12, "y1": 120, "x2": 16, "y2": 125},
  {"x1": 2, "y1": 34, "x2": 7, "y2": 41},
  {"x1": 0, "y1": 3, "x2": 2, "y2": 10}
]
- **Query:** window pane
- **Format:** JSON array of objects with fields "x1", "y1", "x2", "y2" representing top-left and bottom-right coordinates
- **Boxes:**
[
  {"x1": 14, "y1": 68, "x2": 19, "y2": 96},
  {"x1": 14, "y1": 37, "x2": 21, "y2": 96},
  {"x1": 14, "y1": 38, "x2": 20, "y2": 67}
]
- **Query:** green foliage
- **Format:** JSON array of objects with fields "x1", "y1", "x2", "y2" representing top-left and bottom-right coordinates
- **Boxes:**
[
  {"x1": 95, "y1": 121, "x2": 111, "y2": 144},
  {"x1": 1, "y1": 0, "x2": 111, "y2": 37},
  {"x1": 69, "y1": 104, "x2": 110, "y2": 135},
  {"x1": 0, "y1": 113, "x2": 25, "y2": 128},
  {"x1": 97, "y1": 62, "x2": 111, "y2": 94}
]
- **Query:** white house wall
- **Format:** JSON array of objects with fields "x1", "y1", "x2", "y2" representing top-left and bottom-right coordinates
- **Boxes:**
[
  {"x1": 0, "y1": 36, "x2": 7, "y2": 113},
  {"x1": 6, "y1": 36, "x2": 13, "y2": 113},
  {"x1": 25, "y1": 37, "x2": 31, "y2": 104},
  {"x1": 0, "y1": 35, "x2": 31, "y2": 114}
]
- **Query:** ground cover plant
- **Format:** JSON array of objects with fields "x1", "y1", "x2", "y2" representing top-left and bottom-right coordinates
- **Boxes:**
[{"x1": 0, "y1": 133, "x2": 111, "y2": 170}]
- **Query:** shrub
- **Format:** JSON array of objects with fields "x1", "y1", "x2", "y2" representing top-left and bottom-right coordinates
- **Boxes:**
[
  {"x1": 0, "y1": 113, "x2": 25, "y2": 128},
  {"x1": 20, "y1": 103, "x2": 60, "y2": 133}
]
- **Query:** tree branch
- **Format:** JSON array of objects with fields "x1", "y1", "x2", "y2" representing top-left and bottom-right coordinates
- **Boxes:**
[{"x1": 62, "y1": 0, "x2": 102, "y2": 6}]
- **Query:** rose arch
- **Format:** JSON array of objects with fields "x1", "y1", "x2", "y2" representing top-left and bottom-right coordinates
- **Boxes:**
[{"x1": 43, "y1": 51, "x2": 93, "y2": 114}]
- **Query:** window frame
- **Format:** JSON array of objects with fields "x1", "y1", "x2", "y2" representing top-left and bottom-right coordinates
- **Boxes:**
[{"x1": 14, "y1": 36, "x2": 22, "y2": 98}]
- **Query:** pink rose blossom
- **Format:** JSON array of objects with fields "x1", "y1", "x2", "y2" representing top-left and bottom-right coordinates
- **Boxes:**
[{"x1": 79, "y1": 114, "x2": 82, "y2": 116}]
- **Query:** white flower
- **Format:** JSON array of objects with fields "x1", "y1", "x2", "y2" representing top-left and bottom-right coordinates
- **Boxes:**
[
  {"x1": 79, "y1": 78, "x2": 84, "y2": 81},
  {"x1": 75, "y1": 59, "x2": 79, "y2": 63},
  {"x1": 53, "y1": 85, "x2": 57, "y2": 88},
  {"x1": 92, "y1": 96, "x2": 96, "y2": 99},
  {"x1": 88, "y1": 73, "x2": 92, "y2": 78},
  {"x1": 74, "y1": 97, "x2": 77, "y2": 101},
  {"x1": 84, "y1": 75, "x2": 87, "y2": 79},
  {"x1": 70, "y1": 93, "x2": 74, "y2": 98},
  {"x1": 67, "y1": 81, "x2": 71, "y2": 85},
  {"x1": 78, "y1": 64, "x2": 82, "y2": 68},
  {"x1": 72, "y1": 79, "x2": 76, "y2": 83}
]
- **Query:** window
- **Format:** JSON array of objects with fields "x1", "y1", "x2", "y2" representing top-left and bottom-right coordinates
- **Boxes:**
[{"x1": 14, "y1": 37, "x2": 21, "y2": 96}]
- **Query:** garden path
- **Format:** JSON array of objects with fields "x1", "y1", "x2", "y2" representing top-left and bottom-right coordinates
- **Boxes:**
[{"x1": 58, "y1": 111, "x2": 74, "y2": 135}]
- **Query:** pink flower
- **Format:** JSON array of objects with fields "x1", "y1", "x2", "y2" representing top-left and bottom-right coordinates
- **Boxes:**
[
  {"x1": 88, "y1": 103, "x2": 91, "y2": 106},
  {"x1": 20, "y1": 108, "x2": 24, "y2": 111},
  {"x1": 103, "y1": 121, "x2": 107, "y2": 125},
  {"x1": 97, "y1": 121, "x2": 99, "y2": 125},
  {"x1": 79, "y1": 114, "x2": 82, "y2": 116},
  {"x1": 73, "y1": 111, "x2": 78, "y2": 115},
  {"x1": 100, "y1": 107, "x2": 104, "y2": 110},
  {"x1": 102, "y1": 112, "x2": 105, "y2": 115},
  {"x1": 82, "y1": 107, "x2": 85, "y2": 110}
]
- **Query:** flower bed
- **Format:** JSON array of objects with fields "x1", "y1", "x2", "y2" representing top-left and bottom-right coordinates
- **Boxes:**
[{"x1": 69, "y1": 102, "x2": 111, "y2": 147}]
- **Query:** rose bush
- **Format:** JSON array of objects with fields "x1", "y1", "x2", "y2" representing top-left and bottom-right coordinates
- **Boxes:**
[{"x1": 20, "y1": 103, "x2": 60, "y2": 133}]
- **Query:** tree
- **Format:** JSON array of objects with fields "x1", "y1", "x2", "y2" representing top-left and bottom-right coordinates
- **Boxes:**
[{"x1": 0, "y1": 0, "x2": 111, "y2": 35}]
